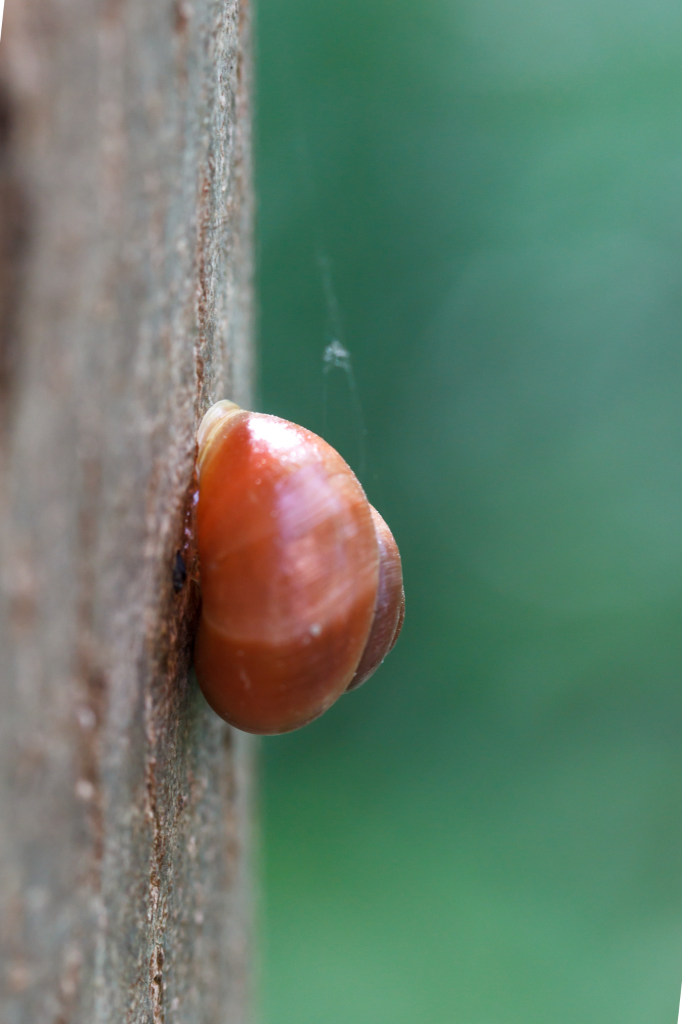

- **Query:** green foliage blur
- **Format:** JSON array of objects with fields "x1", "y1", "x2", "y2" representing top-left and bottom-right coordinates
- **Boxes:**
[{"x1": 256, "y1": 0, "x2": 682, "y2": 1020}]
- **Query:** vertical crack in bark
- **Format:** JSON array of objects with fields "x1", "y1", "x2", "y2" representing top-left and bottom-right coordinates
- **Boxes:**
[
  {"x1": 75, "y1": 455, "x2": 107, "y2": 879},
  {"x1": 0, "y1": 80, "x2": 29, "y2": 436},
  {"x1": 141, "y1": 497, "x2": 201, "y2": 1020},
  {"x1": 150, "y1": 942, "x2": 165, "y2": 1023},
  {"x1": 145, "y1": 737, "x2": 167, "y2": 1022},
  {"x1": 194, "y1": 169, "x2": 212, "y2": 406}
]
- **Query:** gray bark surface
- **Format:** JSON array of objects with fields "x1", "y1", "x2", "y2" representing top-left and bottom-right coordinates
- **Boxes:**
[{"x1": 0, "y1": 0, "x2": 254, "y2": 1018}]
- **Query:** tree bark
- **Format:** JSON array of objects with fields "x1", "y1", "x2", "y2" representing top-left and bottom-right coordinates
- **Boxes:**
[{"x1": 0, "y1": 0, "x2": 254, "y2": 1018}]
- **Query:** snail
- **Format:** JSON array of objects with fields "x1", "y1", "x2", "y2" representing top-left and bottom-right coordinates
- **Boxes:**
[{"x1": 193, "y1": 400, "x2": 404, "y2": 734}]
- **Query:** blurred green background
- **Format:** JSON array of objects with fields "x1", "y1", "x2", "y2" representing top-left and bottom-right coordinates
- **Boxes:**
[{"x1": 255, "y1": 0, "x2": 682, "y2": 1021}]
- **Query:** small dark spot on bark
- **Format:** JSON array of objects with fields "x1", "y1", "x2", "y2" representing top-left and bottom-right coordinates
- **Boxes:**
[
  {"x1": 173, "y1": 0, "x2": 191, "y2": 33},
  {"x1": 172, "y1": 551, "x2": 187, "y2": 593}
]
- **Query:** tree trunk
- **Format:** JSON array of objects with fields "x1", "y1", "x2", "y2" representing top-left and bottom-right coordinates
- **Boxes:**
[{"x1": 0, "y1": 0, "x2": 254, "y2": 1018}]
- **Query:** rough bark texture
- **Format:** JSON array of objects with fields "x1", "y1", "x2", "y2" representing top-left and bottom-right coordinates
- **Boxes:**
[{"x1": 0, "y1": 0, "x2": 254, "y2": 1018}]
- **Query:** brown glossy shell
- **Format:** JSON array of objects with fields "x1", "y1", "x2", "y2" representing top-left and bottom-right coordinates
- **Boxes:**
[{"x1": 194, "y1": 401, "x2": 380, "y2": 734}]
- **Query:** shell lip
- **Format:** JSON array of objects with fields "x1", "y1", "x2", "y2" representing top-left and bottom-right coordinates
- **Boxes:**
[{"x1": 197, "y1": 400, "x2": 243, "y2": 473}]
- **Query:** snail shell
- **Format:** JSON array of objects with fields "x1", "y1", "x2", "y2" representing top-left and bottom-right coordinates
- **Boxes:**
[{"x1": 193, "y1": 400, "x2": 404, "y2": 734}]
